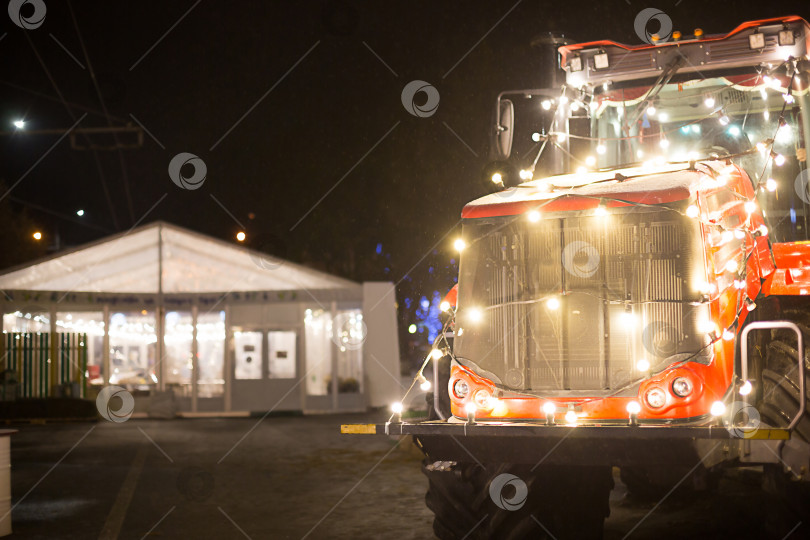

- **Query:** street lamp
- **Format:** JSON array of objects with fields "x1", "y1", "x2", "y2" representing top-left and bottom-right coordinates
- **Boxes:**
[{"x1": 236, "y1": 231, "x2": 246, "y2": 242}]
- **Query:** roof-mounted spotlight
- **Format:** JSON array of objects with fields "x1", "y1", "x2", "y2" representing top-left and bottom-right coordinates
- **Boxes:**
[
  {"x1": 593, "y1": 51, "x2": 609, "y2": 70},
  {"x1": 569, "y1": 55, "x2": 583, "y2": 72},
  {"x1": 778, "y1": 28, "x2": 795, "y2": 46},
  {"x1": 749, "y1": 31, "x2": 766, "y2": 50}
]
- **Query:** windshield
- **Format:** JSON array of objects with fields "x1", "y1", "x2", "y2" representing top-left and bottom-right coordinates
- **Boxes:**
[
  {"x1": 453, "y1": 206, "x2": 711, "y2": 396},
  {"x1": 509, "y1": 68, "x2": 810, "y2": 243}
]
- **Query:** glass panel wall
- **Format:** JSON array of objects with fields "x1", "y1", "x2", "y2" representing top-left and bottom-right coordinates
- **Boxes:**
[
  {"x1": 304, "y1": 308, "x2": 332, "y2": 395},
  {"x1": 268, "y1": 331, "x2": 296, "y2": 379},
  {"x1": 55, "y1": 312, "x2": 104, "y2": 385},
  {"x1": 234, "y1": 330, "x2": 262, "y2": 380},
  {"x1": 197, "y1": 311, "x2": 225, "y2": 397},
  {"x1": 109, "y1": 311, "x2": 157, "y2": 393},
  {"x1": 335, "y1": 310, "x2": 363, "y2": 393},
  {"x1": 165, "y1": 311, "x2": 193, "y2": 397}
]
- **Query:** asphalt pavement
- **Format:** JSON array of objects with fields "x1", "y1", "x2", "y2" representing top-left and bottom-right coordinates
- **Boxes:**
[{"x1": 3, "y1": 413, "x2": 807, "y2": 539}]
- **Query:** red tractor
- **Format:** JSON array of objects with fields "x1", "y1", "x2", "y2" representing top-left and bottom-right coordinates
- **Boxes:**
[{"x1": 345, "y1": 16, "x2": 810, "y2": 539}]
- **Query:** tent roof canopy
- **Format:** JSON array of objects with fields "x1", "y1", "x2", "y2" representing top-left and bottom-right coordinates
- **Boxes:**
[{"x1": 0, "y1": 221, "x2": 357, "y2": 294}]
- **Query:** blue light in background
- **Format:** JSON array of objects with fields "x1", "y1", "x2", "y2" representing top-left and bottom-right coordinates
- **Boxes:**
[
  {"x1": 790, "y1": 208, "x2": 797, "y2": 224},
  {"x1": 375, "y1": 243, "x2": 382, "y2": 254}
]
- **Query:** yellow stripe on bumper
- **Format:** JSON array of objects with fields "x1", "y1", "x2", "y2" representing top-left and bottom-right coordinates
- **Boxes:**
[
  {"x1": 746, "y1": 429, "x2": 790, "y2": 440},
  {"x1": 341, "y1": 424, "x2": 377, "y2": 434}
]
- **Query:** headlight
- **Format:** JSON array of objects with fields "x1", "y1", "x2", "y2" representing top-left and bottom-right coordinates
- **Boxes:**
[
  {"x1": 645, "y1": 387, "x2": 666, "y2": 408},
  {"x1": 453, "y1": 379, "x2": 469, "y2": 399},
  {"x1": 671, "y1": 377, "x2": 693, "y2": 397},
  {"x1": 473, "y1": 389, "x2": 493, "y2": 409}
]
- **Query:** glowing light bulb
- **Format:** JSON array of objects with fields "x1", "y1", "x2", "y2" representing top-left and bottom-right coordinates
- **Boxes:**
[
  {"x1": 32, "y1": 231, "x2": 42, "y2": 240},
  {"x1": 532, "y1": 132, "x2": 541, "y2": 142},
  {"x1": 391, "y1": 402, "x2": 403, "y2": 414},
  {"x1": 559, "y1": 95, "x2": 569, "y2": 105},
  {"x1": 710, "y1": 401, "x2": 726, "y2": 416},
  {"x1": 420, "y1": 379, "x2": 432, "y2": 392},
  {"x1": 784, "y1": 94, "x2": 795, "y2": 104},
  {"x1": 527, "y1": 210, "x2": 541, "y2": 223},
  {"x1": 723, "y1": 329, "x2": 735, "y2": 341},
  {"x1": 556, "y1": 132, "x2": 567, "y2": 143},
  {"x1": 596, "y1": 144, "x2": 606, "y2": 154},
  {"x1": 658, "y1": 112, "x2": 669, "y2": 122},
  {"x1": 467, "y1": 308, "x2": 482, "y2": 323},
  {"x1": 719, "y1": 115, "x2": 730, "y2": 126},
  {"x1": 440, "y1": 301, "x2": 451, "y2": 312},
  {"x1": 546, "y1": 297, "x2": 560, "y2": 310},
  {"x1": 585, "y1": 155, "x2": 596, "y2": 167},
  {"x1": 564, "y1": 410, "x2": 578, "y2": 424},
  {"x1": 686, "y1": 205, "x2": 699, "y2": 218},
  {"x1": 454, "y1": 238, "x2": 466, "y2": 251},
  {"x1": 626, "y1": 401, "x2": 641, "y2": 414},
  {"x1": 739, "y1": 380, "x2": 753, "y2": 396},
  {"x1": 636, "y1": 359, "x2": 650, "y2": 371},
  {"x1": 519, "y1": 169, "x2": 533, "y2": 180},
  {"x1": 720, "y1": 230, "x2": 733, "y2": 244},
  {"x1": 766, "y1": 178, "x2": 777, "y2": 192},
  {"x1": 543, "y1": 402, "x2": 556, "y2": 415},
  {"x1": 725, "y1": 259, "x2": 739, "y2": 273},
  {"x1": 744, "y1": 201, "x2": 757, "y2": 214},
  {"x1": 773, "y1": 153, "x2": 786, "y2": 166},
  {"x1": 236, "y1": 231, "x2": 246, "y2": 242},
  {"x1": 647, "y1": 106, "x2": 656, "y2": 116},
  {"x1": 430, "y1": 349, "x2": 444, "y2": 360},
  {"x1": 541, "y1": 100, "x2": 552, "y2": 110},
  {"x1": 491, "y1": 172, "x2": 503, "y2": 184},
  {"x1": 595, "y1": 203, "x2": 608, "y2": 216},
  {"x1": 704, "y1": 96, "x2": 715, "y2": 108}
]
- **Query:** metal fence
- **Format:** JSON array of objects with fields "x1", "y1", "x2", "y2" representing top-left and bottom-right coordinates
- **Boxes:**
[{"x1": 2, "y1": 332, "x2": 88, "y2": 398}]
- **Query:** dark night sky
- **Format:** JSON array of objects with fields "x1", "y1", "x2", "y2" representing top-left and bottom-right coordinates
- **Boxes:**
[{"x1": 1, "y1": 0, "x2": 809, "y2": 292}]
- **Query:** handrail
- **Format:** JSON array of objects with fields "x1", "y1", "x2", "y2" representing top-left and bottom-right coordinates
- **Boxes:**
[{"x1": 740, "y1": 321, "x2": 806, "y2": 431}]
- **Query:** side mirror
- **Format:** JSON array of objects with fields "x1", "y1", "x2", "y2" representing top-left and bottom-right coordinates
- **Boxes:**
[{"x1": 495, "y1": 99, "x2": 514, "y2": 159}]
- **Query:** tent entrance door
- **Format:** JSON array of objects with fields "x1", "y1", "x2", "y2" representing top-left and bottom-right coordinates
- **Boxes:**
[{"x1": 231, "y1": 328, "x2": 300, "y2": 412}]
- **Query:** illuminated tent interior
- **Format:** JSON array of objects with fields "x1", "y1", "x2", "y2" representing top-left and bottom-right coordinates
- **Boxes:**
[{"x1": 0, "y1": 222, "x2": 399, "y2": 416}]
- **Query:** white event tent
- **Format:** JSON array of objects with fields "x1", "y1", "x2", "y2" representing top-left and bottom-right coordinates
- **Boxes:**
[{"x1": 0, "y1": 221, "x2": 400, "y2": 415}]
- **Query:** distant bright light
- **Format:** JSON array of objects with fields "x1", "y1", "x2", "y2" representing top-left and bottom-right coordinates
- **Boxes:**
[
  {"x1": 454, "y1": 238, "x2": 466, "y2": 252},
  {"x1": 76, "y1": 209, "x2": 85, "y2": 217},
  {"x1": 32, "y1": 231, "x2": 42, "y2": 240},
  {"x1": 541, "y1": 99, "x2": 552, "y2": 110},
  {"x1": 527, "y1": 210, "x2": 541, "y2": 223},
  {"x1": 408, "y1": 324, "x2": 417, "y2": 334},
  {"x1": 13, "y1": 120, "x2": 25, "y2": 129},
  {"x1": 236, "y1": 231, "x2": 246, "y2": 242},
  {"x1": 531, "y1": 132, "x2": 541, "y2": 142}
]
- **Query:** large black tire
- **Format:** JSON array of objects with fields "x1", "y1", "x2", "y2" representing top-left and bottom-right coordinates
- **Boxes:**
[
  {"x1": 423, "y1": 461, "x2": 613, "y2": 540},
  {"x1": 755, "y1": 311, "x2": 810, "y2": 517}
]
